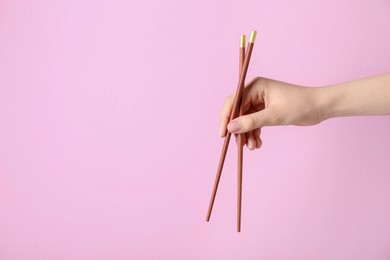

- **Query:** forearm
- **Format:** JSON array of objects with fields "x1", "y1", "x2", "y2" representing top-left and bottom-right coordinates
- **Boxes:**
[{"x1": 318, "y1": 73, "x2": 390, "y2": 121}]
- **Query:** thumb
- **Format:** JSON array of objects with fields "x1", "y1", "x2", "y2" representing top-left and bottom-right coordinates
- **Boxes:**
[{"x1": 227, "y1": 109, "x2": 275, "y2": 134}]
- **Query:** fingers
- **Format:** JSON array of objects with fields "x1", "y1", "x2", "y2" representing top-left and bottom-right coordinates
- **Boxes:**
[
  {"x1": 253, "y1": 128, "x2": 262, "y2": 149},
  {"x1": 219, "y1": 95, "x2": 234, "y2": 137},
  {"x1": 220, "y1": 77, "x2": 270, "y2": 137},
  {"x1": 245, "y1": 132, "x2": 256, "y2": 150},
  {"x1": 235, "y1": 128, "x2": 262, "y2": 151},
  {"x1": 245, "y1": 129, "x2": 262, "y2": 150},
  {"x1": 227, "y1": 109, "x2": 275, "y2": 134}
]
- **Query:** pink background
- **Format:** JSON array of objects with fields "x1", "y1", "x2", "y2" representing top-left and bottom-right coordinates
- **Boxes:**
[{"x1": 1, "y1": 0, "x2": 390, "y2": 259}]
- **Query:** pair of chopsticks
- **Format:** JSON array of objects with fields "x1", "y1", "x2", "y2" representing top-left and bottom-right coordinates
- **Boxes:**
[{"x1": 206, "y1": 30, "x2": 257, "y2": 232}]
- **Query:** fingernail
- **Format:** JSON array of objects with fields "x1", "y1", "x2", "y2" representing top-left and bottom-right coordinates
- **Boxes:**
[
  {"x1": 248, "y1": 143, "x2": 255, "y2": 150},
  {"x1": 227, "y1": 121, "x2": 241, "y2": 133}
]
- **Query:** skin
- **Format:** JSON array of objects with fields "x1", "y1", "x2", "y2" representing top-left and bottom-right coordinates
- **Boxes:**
[{"x1": 220, "y1": 73, "x2": 390, "y2": 150}]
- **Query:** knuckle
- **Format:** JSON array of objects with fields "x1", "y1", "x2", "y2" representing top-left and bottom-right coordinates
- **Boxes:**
[
  {"x1": 221, "y1": 95, "x2": 234, "y2": 118},
  {"x1": 224, "y1": 94, "x2": 234, "y2": 104},
  {"x1": 222, "y1": 95, "x2": 233, "y2": 110}
]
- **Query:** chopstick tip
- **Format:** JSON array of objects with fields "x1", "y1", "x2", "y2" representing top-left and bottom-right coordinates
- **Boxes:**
[
  {"x1": 249, "y1": 30, "x2": 257, "y2": 43},
  {"x1": 240, "y1": 35, "x2": 246, "y2": 48}
]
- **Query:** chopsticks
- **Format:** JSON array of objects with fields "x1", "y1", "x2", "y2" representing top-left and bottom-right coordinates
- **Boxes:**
[{"x1": 206, "y1": 30, "x2": 257, "y2": 232}]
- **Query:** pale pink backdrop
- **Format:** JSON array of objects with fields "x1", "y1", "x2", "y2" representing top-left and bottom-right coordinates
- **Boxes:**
[{"x1": 1, "y1": 0, "x2": 390, "y2": 259}]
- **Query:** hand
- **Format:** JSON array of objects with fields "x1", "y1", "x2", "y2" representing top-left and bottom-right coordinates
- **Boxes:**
[{"x1": 220, "y1": 77, "x2": 326, "y2": 150}]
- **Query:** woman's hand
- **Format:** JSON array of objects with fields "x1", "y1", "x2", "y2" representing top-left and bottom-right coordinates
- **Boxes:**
[{"x1": 220, "y1": 77, "x2": 327, "y2": 150}]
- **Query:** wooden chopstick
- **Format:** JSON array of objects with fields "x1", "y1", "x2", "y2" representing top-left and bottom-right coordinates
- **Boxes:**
[
  {"x1": 237, "y1": 35, "x2": 246, "y2": 232},
  {"x1": 206, "y1": 31, "x2": 257, "y2": 224}
]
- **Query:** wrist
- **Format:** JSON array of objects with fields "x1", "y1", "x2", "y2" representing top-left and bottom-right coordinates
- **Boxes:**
[{"x1": 312, "y1": 85, "x2": 340, "y2": 123}]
